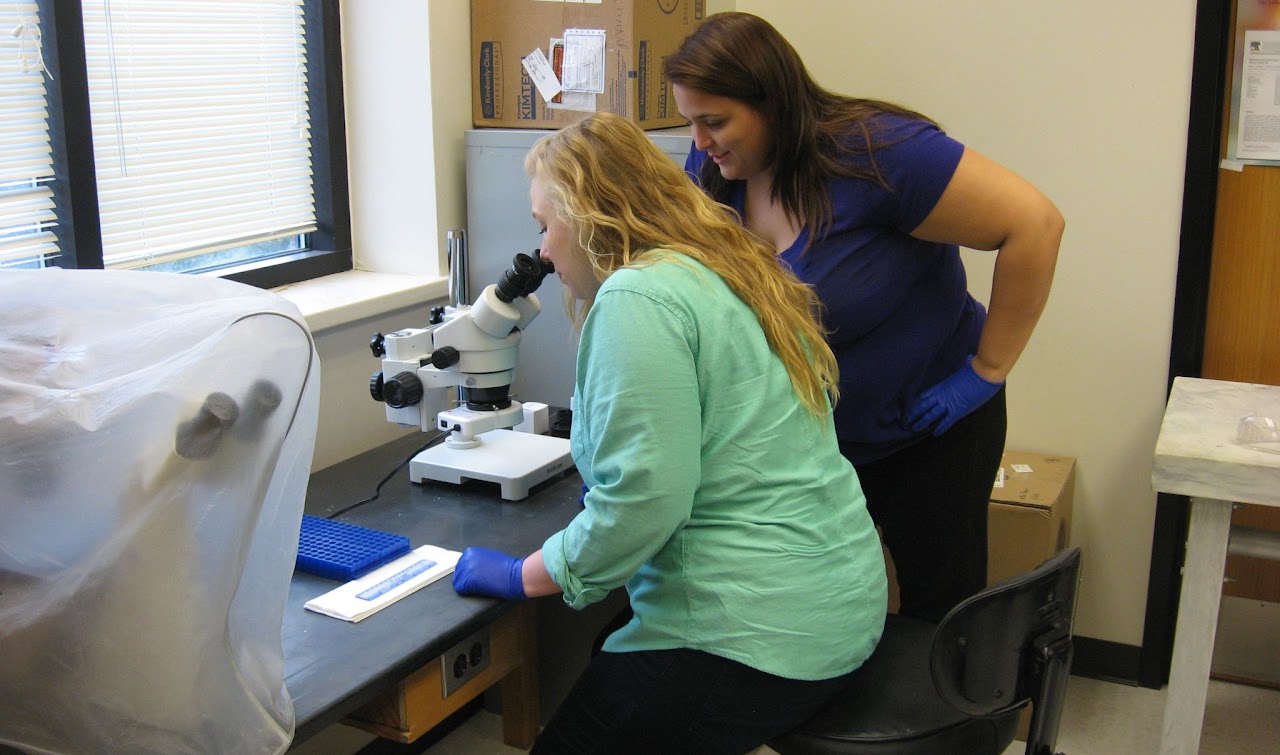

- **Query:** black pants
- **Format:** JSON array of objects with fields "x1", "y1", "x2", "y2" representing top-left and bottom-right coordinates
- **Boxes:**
[
  {"x1": 849, "y1": 387, "x2": 1007, "y2": 623},
  {"x1": 531, "y1": 648, "x2": 851, "y2": 755}
]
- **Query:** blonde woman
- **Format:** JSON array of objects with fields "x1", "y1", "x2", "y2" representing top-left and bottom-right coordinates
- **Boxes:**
[{"x1": 452, "y1": 112, "x2": 887, "y2": 754}]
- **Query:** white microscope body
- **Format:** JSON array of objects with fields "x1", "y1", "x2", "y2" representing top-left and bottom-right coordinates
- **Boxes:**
[{"x1": 370, "y1": 252, "x2": 572, "y2": 500}]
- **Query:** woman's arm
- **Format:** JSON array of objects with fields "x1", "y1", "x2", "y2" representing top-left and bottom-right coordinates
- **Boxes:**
[
  {"x1": 910, "y1": 147, "x2": 1064, "y2": 383},
  {"x1": 539, "y1": 277, "x2": 702, "y2": 608},
  {"x1": 520, "y1": 549, "x2": 562, "y2": 598}
]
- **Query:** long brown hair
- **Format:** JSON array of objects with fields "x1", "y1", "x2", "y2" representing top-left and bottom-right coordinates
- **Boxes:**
[
  {"x1": 664, "y1": 11, "x2": 936, "y2": 247},
  {"x1": 525, "y1": 112, "x2": 839, "y2": 417}
]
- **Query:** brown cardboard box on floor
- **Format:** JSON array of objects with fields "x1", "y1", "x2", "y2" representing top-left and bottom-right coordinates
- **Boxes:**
[
  {"x1": 882, "y1": 450, "x2": 1075, "y2": 741},
  {"x1": 471, "y1": 0, "x2": 703, "y2": 130},
  {"x1": 988, "y1": 450, "x2": 1075, "y2": 584}
]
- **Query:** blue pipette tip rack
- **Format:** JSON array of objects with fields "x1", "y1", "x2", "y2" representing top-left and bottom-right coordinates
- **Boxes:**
[{"x1": 296, "y1": 514, "x2": 412, "y2": 581}]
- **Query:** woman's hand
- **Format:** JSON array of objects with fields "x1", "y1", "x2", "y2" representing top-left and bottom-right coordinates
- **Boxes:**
[
  {"x1": 452, "y1": 547, "x2": 562, "y2": 599},
  {"x1": 905, "y1": 355, "x2": 1003, "y2": 436},
  {"x1": 452, "y1": 547, "x2": 527, "y2": 600}
]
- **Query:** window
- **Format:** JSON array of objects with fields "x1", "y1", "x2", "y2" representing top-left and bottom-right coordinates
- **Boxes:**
[
  {"x1": 0, "y1": 2, "x2": 55, "y2": 269},
  {"x1": 0, "y1": 0, "x2": 350, "y2": 288}
]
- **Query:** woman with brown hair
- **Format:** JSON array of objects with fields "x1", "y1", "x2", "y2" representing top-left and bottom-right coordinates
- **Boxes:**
[{"x1": 666, "y1": 11, "x2": 1065, "y2": 623}]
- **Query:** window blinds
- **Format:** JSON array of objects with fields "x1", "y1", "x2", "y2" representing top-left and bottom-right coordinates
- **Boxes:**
[
  {"x1": 0, "y1": 1, "x2": 58, "y2": 269},
  {"x1": 83, "y1": 0, "x2": 316, "y2": 269}
]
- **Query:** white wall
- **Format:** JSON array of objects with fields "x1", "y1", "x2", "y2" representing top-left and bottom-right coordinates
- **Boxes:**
[
  {"x1": 339, "y1": 0, "x2": 472, "y2": 276},
  {"x1": 736, "y1": 0, "x2": 1196, "y2": 646},
  {"x1": 320, "y1": 0, "x2": 1193, "y2": 649},
  {"x1": 289, "y1": 4, "x2": 1195, "y2": 752},
  {"x1": 305, "y1": 1, "x2": 475, "y2": 471}
]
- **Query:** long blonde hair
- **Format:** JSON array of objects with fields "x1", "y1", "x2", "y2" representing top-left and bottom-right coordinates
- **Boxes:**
[{"x1": 524, "y1": 112, "x2": 839, "y2": 416}]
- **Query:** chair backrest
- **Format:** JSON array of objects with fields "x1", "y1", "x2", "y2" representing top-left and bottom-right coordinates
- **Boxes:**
[{"x1": 930, "y1": 547, "x2": 1083, "y2": 722}]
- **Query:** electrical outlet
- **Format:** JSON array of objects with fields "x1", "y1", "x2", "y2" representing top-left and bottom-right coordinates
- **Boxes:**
[{"x1": 440, "y1": 626, "x2": 491, "y2": 698}]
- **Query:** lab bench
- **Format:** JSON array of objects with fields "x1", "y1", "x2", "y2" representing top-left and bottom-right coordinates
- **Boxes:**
[{"x1": 284, "y1": 432, "x2": 583, "y2": 748}]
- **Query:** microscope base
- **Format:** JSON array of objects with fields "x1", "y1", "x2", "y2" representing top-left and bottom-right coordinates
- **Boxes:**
[{"x1": 409, "y1": 429, "x2": 573, "y2": 501}]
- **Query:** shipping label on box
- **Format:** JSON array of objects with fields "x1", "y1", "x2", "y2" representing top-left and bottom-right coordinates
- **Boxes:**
[{"x1": 471, "y1": 0, "x2": 703, "y2": 130}]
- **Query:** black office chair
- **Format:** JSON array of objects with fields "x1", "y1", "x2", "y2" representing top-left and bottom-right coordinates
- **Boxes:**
[{"x1": 770, "y1": 546, "x2": 1082, "y2": 755}]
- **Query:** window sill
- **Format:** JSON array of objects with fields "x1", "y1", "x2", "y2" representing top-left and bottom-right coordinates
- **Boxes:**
[{"x1": 274, "y1": 270, "x2": 447, "y2": 334}]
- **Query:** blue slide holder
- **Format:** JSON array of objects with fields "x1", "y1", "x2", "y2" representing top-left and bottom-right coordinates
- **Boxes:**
[{"x1": 296, "y1": 514, "x2": 412, "y2": 581}]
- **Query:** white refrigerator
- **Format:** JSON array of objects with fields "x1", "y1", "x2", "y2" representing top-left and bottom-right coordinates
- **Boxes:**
[{"x1": 464, "y1": 126, "x2": 693, "y2": 410}]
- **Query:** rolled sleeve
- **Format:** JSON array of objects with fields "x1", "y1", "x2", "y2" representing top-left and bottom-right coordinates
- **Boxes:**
[{"x1": 542, "y1": 275, "x2": 703, "y2": 609}]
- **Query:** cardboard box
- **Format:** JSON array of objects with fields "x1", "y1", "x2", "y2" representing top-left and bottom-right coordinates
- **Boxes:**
[
  {"x1": 471, "y1": 0, "x2": 703, "y2": 130},
  {"x1": 988, "y1": 451, "x2": 1075, "y2": 584}
]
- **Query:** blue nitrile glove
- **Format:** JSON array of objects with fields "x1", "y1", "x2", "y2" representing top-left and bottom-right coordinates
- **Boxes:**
[
  {"x1": 452, "y1": 546, "x2": 527, "y2": 600},
  {"x1": 905, "y1": 355, "x2": 1004, "y2": 437}
]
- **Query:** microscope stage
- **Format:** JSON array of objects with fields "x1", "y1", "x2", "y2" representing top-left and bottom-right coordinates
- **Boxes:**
[{"x1": 409, "y1": 429, "x2": 573, "y2": 501}]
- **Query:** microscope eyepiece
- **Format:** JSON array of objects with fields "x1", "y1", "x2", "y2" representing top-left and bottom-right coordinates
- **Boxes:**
[{"x1": 495, "y1": 251, "x2": 553, "y2": 303}]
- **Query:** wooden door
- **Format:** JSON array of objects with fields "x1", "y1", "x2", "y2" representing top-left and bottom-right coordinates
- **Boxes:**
[
  {"x1": 1201, "y1": 0, "x2": 1280, "y2": 684},
  {"x1": 1203, "y1": 163, "x2": 1280, "y2": 605}
]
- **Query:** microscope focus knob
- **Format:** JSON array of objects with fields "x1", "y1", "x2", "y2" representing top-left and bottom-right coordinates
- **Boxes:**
[
  {"x1": 369, "y1": 371, "x2": 386, "y2": 402},
  {"x1": 428, "y1": 346, "x2": 461, "y2": 370},
  {"x1": 382, "y1": 371, "x2": 424, "y2": 409}
]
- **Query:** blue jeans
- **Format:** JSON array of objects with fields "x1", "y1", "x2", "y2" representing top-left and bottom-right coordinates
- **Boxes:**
[{"x1": 531, "y1": 648, "x2": 852, "y2": 755}]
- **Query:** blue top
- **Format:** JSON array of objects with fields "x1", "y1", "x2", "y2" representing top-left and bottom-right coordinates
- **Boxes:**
[
  {"x1": 686, "y1": 116, "x2": 981, "y2": 464},
  {"x1": 540, "y1": 253, "x2": 887, "y2": 681}
]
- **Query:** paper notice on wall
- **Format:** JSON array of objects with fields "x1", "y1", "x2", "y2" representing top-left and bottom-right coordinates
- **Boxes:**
[
  {"x1": 562, "y1": 28, "x2": 606, "y2": 93},
  {"x1": 548, "y1": 38, "x2": 596, "y2": 112},
  {"x1": 1236, "y1": 29, "x2": 1280, "y2": 161}
]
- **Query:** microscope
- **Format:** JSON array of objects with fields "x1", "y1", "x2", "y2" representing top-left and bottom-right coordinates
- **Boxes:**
[{"x1": 369, "y1": 251, "x2": 572, "y2": 500}]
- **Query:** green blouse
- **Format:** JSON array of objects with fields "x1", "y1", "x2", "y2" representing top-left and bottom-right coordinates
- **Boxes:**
[{"x1": 541, "y1": 252, "x2": 887, "y2": 681}]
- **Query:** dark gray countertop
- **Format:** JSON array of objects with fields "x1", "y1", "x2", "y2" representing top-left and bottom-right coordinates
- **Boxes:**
[{"x1": 285, "y1": 432, "x2": 582, "y2": 745}]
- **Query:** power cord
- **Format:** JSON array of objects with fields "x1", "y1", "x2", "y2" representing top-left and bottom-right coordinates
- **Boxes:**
[{"x1": 325, "y1": 431, "x2": 447, "y2": 520}]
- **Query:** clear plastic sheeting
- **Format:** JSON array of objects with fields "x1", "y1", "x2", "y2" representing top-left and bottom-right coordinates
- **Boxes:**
[{"x1": 0, "y1": 269, "x2": 320, "y2": 755}]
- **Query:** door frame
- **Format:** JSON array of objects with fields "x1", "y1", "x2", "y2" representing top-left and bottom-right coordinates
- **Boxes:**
[{"x1": 1139, "y1": 0, "x2": 1231, "y2": 689}]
